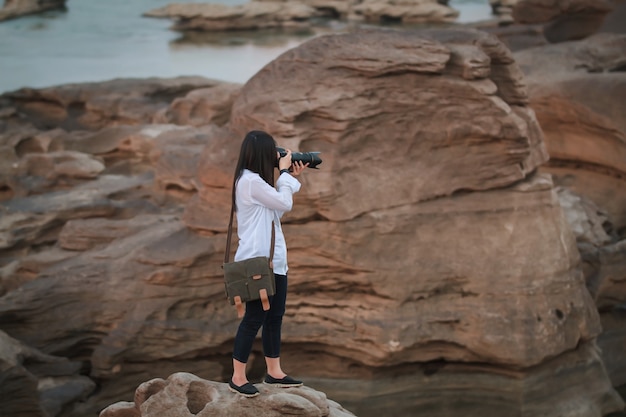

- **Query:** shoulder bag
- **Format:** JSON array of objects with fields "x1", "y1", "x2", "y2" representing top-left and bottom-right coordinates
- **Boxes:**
[{"x1": 223, "y1": 204, "x2": 276, "y2": 318}]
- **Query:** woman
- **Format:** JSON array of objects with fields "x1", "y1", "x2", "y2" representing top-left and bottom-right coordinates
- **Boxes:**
[{"x1": 229, "y1": 130, "x2": 308, "y2": 397}]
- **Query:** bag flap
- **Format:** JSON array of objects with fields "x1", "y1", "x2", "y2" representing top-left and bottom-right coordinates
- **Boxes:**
[
  {"x1": 223, "y1": 256, "x2": 271, "y2": 279},
  {"x1": 243, "y1": 256, "x2": 271, "y2": 276}
]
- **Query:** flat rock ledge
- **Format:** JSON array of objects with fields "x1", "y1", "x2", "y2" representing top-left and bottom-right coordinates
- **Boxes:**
[
  {"x1": 144, "y1": 2, "x2": 318, "y2": 31},
  {"x1": 100, "y1": 372, "x2": 357, "y2": 417},
  {"x1": 144, "y1": 0, "x2": 459, "y2": 31}
]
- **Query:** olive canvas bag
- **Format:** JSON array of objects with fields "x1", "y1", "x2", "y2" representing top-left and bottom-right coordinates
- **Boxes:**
[{"x1": 223, "y1": 204, "x2": 276, "y2": 318}]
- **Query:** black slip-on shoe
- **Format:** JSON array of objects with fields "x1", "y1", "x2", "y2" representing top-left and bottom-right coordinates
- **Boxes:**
[
  {"x1": 263, "y1": 374, "x2": 303, "y2": 387},
  {"x1": 228, "y1": 380, "x2": 260, "y2": 397}
]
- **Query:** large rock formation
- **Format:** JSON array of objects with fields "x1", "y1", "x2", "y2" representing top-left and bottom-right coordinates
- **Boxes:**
[
  {"x1": 0, "y1": 27, "x2": 624, "y2": 417},
  {"x1": 514, "y1": 32, "x2": 626, "y2": 392}
]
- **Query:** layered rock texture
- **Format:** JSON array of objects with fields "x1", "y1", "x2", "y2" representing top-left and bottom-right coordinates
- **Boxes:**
[
  {"x1": 144, "y1": 0, "x2": 459, "y2": 30},
  {"x1": 144, "y1": 2, "x2": 319, "y2": 31},
  {"x1": 0, "y1": 27, "x2": 625, "y2": 417},
  {"x1": 515, "y1": 34, "x2": 626, "y2": 232},
  {"x1": 515, "y1": 33, "x2": 626, "y2": 392}
]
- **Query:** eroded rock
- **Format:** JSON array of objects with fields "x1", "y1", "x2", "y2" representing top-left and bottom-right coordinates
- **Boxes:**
[
  {"x1": 515, "y1": 33, "x2": 626, "y2": 230},
  {"x1": 0, "y1": 329, "x2": 95, "y2": 417},
  {"x1": 145, "y1": 0, "x2": 459, "y2": 29},
  {"x1": 144, "y1": 2, "x2": 319, "y2": 31},
  {"x1": 100, "y1": 372, "x2": 356, "y2": 417},
  {"x1": 516, "y1": 32, "x2": 626, "y2": 408},
  {"x1": 1, "y1": 76, "x2": 224, "y2": 131},
  {"x1": 0, "y1": 28, "x2": 624, "y2": 417},
  {"x1": 227, "y1": 28, "x2": 545, "y2": 222},
  {"x1": 152, "y1": 83, "x2": 242, "y2": 127},
  {"x1": 305, "y1": 340, "x2": 622, "y2": 417}
]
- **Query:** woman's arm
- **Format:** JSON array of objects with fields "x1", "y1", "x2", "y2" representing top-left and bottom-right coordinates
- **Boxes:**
[{"x1": 248, "y1": 174, "x2": 300, "y2": 212}]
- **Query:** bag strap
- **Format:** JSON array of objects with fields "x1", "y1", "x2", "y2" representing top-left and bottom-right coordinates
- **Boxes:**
[{"x1": 224, "y1": 203, "x2": 275, "y2": 264}]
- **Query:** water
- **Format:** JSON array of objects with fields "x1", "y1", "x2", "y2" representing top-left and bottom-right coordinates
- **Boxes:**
[
  {"x1": 0, "y1": 0, "x2": 492, "y2": 94},
  {"x1": 452, "y1": 0, "x2": 494, "y2": 23}
]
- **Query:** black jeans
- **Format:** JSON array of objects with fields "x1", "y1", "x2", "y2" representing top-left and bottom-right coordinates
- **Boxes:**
[{"x1": 232, "y1": 273, "x2": 287, "y2": 363}]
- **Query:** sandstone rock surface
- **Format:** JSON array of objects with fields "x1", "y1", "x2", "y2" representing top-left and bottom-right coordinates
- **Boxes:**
[
  {"x1": 144, "y1": 2, "x2": 319, "y2": 31},
  {"x1": 515, "y1": 33, "x2": 626, "y2": 395},
  {"x1": 515, "y1": 34, "x2": 626, "y2": 230},
  {"x1": 349, "y1": 0, "x2": 458, "y2": 23},
  {"x1": 229, "y1": 28, "x2": 546, "y2": 222},
  {"x1": 0, "y1": 76, "x2": 220, "y2": 132},
  {"x1": 0, "y1": 329, "x2": 95, "y2": 417},
  {"x1": 152, "y1": 83, "x2": 241, "y2": 127},
  {"x1": 207, "y1": 27, "x2": 622, "y2": 414},
  {"x1": 0, "y1": 27, "x2": 624, "y2": 417},
  {"x1": 100, "y1": 372, "x2": 355, "y2": 417},
  {"x1": 144, "y1": 0, "x2": 459, "y2": 30}
]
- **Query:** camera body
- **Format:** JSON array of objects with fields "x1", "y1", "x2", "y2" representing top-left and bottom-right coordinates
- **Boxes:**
[{"x1": 277, "y1": 147, "x2": 322, "y2": 169}]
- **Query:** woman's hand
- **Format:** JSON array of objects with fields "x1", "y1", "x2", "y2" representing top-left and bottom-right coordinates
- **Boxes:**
[
  {"x1": 278, "y1": 149, "x2": 292, "y2": 171},
  {"x1": 290, "y1": 160, "x2": 309, "y2": 176}
]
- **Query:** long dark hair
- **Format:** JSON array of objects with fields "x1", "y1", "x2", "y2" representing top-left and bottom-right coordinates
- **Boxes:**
[{"x1": 232, "y1": 130, "x2": 277, "y2": 211}]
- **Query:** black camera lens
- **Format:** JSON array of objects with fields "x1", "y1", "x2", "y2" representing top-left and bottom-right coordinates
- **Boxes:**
[{"x1": 276, "y1": 147, "x2": 322, "y2": 169}]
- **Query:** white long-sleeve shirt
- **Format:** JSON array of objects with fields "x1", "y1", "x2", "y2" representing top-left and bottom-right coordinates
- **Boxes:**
[{"x1": 234, "y1": 169, "x2": 301, "y2": 275}]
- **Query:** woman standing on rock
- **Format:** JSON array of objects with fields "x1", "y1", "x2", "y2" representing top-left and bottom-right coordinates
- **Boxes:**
[{"x1": 229, "y1": 130, "x2": 307, "y2": 397}]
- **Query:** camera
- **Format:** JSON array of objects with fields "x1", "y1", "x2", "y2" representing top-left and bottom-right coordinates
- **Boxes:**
[{"x1": 277, "y1": 147, "x2": 322, "y2": 169}]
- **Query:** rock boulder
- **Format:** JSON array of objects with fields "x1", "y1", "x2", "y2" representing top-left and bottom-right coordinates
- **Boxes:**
[{"x1": 100, "y1": 372, "x2": 356, "y2": 417}]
